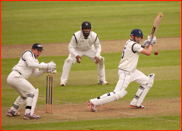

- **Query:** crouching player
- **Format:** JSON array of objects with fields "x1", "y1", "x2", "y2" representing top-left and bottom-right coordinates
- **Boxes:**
[{"x1": 7, "y1": 43, "x2": 56, "y2": 119}]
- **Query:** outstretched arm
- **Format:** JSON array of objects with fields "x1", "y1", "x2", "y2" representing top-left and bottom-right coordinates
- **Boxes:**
[{"x1": 140, "y1": 44, "x2": 153, "y2": 56}]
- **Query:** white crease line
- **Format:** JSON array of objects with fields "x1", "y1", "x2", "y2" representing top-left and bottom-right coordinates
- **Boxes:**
[
  {"x1": 55, "y1": 100, "x2": 80, "y2": 105},
  {"x1": 53, "y1": 113, "x2": 78, "y2": 119}
]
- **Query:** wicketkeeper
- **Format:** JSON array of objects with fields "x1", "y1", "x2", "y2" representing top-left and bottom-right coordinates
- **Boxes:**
[
  {"x1": 88, "y1": 29, "x2": 156, "y2": 112},
  {"x1": 60, "y1": 21, "x2": 108, "y2": 86},
  {"x1": 7, "y1": 43, "x2": 57, "y2": 119}
]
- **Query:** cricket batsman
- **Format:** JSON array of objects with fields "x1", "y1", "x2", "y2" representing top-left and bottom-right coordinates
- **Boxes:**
[{"x1": 88, "y1": 29, "x2": 156, "y2": 112}]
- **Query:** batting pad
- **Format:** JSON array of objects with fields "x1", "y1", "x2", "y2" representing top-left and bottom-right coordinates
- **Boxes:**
[
  {"x1": 137, "y1": 73, "x2": 155, "y2": 106},
  {"x1": 30, "y1": 88, "x2": 39, "y2": 116},
  {"x1": 14, "y1": 96, "x2": 27, "y2": 114},
  {"x1": 93, "y1": 90, "x2": 127, "y2": 107}
]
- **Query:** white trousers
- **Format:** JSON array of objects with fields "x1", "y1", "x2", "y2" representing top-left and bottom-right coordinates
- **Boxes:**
[
  {"x1": 7, "y1": 71, "x2": 36, "y2": 114},
  {"x1": 61, "y1": 48, "x2": 106, "y2": 83},
  {"x1": 91, "y1": 69, "x2": 149, "y2": 106},
  {"x1": 114, "y1": 69, "x2": 149, "y2": 92}
]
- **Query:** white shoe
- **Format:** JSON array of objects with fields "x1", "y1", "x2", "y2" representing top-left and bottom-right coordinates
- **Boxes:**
[
  {"x1": 87, "y1": 100, "x2": 97, "y2": 112},
  {"x1": 130, "y1": 101, "x2": 146, "y2": 109},
  {"x1": 98, "y1": 80, "x2": 108, "y2": 85},
  {"x1": 60, "y1": 82, "x2": 66, "y2": 86}
]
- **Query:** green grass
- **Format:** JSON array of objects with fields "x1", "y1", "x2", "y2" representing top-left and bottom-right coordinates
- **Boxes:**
[
  {"x1": 1, "y1": 50, "x2": 181, "y2": 105},
  {"x1": 1, "y1": 50, "x2": 181, "y2": 75},
  {"x1": 1, "y1": 1, "x2": 181, "y2": 45},
  {"x1": 1, "y1": 115, "x2": 181, "y2": 130}
]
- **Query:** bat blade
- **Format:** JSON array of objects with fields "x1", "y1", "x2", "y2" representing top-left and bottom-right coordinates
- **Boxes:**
[{"x1": 150, "y1": 12, "x2": 163, "y2": 39}]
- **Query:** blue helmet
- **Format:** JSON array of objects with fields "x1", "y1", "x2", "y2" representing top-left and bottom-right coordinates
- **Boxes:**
[{"x1": 130, "y1": 29, "x2": 143, "y2": 39}]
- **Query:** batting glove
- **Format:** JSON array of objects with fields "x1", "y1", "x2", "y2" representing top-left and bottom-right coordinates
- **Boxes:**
[
  {"x1": 147, "y1": 35, "x2": 157, "y2": 45},
  {"x1": 142, "y1": 40, "x2": 150, "y2": 47}
]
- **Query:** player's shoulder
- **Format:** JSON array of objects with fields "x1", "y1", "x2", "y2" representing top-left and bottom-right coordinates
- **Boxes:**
[
  {"x1": 21, "y1": 50, "x2": 34, "y2": 61},
  {"x1": 89, "y1": 31, "x2": 97, "y2": 39},
  {"x1": 90, "y1": 31, "x2": 97, "y2": 35},
  {"x1": 23, "y1": 50, "x2": 33, "y2": 56},
  {"x1": 127, "y1": 39, "x2": 140, "y2": 45},
  {"x1": 126, "y1": 39, "x2": 135, "y2": 46},
  {"x1": 74, "y1": 30, "x2": 81, "y2": 35}
]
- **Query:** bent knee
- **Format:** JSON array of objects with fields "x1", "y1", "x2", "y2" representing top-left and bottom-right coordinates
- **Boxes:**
[
  {"x1": 140, "y1": 77, "x2": 149, "y2": 86},
  {"x1": 65, "y1": 58, "x2": 76, "y2": 64}
]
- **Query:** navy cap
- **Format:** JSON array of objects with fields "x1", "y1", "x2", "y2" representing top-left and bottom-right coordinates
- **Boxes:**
[
  {"x1": 81, "y1": 21, "x2": 92, "y2": 29},
  {"x1": 32, "y1": 43, "x2": 44, "y2": 50}
]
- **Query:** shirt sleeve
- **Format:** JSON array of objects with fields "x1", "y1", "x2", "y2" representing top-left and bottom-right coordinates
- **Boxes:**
[
  {"x1": 68, "y1": 35, "x2": 78, "y2": 57},
  {"x1": 23, "y1": 52, "x2": 42, "y2": 68},
  {"x1": 133, "y1": 43, "x2": 143, "y2": 53},
  {"x1": 32, "y1": 68, "x2": 44, "y2": 77},
  {"x1": 94, "y1": 36, "x2": 101, "y2": 57}
]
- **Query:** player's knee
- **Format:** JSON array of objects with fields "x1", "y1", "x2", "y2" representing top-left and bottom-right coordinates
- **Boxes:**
[
  {"x1": 140, "y1": 76, "x2": 149, "y2": 87},
  {"x1": 98, "y1": 56, "x2": 104, "y2": 63},
  {"x1": 65, "y1": 58, "x2": 75, "y2": 64},
  {"x1": 20, "y1": 95, "x2": 27, "y2": 100},
  {"x1": 147, "y1": 73, "x2": 155, "y2": 87},
  {"x1": 114, "y1": 90, "x2": 128, "y2": 100},
  {"x1": 141, "y1": 73, "x2": 155, "y2": 88}
]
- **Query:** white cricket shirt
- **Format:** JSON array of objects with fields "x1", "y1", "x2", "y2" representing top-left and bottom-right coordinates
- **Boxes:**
[
  {"x1": 68, "y1": 30, "x2": 101, "y2": 57},
  {"x1": 118, "y1": 39, "x2": 143, "y2": 72}
]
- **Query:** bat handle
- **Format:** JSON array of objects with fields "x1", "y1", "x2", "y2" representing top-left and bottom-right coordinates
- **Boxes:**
[{"x1": 149, "y1": 34, "x2": 154, "y2": 45}]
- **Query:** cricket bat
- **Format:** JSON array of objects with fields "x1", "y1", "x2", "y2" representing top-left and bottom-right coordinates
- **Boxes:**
[{"x1": 150, "y1": 12, "x2": 163, "y2": 39}]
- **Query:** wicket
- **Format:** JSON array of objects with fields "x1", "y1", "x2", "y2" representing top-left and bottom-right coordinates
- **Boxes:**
[{"x1": 46, "y1": 74, "x2": 54, "y2": 113}]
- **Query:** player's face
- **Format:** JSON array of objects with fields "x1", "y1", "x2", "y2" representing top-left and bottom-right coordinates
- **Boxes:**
[
  {"x1": 134, "y1": 36, "x2": 142, "y2": 43},
  {"x1": 32, "y1": 49, "x2": 42, "y2": 58},
  {"x1": 82, "y1": 28, "x2": 91, "y2": 37}
]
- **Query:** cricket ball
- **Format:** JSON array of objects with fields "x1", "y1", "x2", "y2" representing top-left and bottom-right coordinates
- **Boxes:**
[{"x1": 154, "y1": 51, "x2": 158, "y2": 55}]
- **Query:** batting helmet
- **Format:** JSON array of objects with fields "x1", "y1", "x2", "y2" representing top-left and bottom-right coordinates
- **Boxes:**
[{"x1": 130, "y1": 29, "x2": 143, "y2": 39}]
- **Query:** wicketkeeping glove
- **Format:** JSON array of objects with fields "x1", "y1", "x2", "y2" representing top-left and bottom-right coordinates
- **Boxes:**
[
  {"x1": 47, "y1": 61, "x2": 56, "y2": 70},
  {"x1": 40, "y1": 61, "x2": 56, "y2": 72},
  {"x1": 47, "y1": 69, "x2": 57, "y2": 74},
  {"x1": 40, "y1": 62, "x2": 48, "y2": 72}
]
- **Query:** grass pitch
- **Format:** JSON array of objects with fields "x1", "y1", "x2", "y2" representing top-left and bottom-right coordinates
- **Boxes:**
[{"x1": 1, "y1": 1, "x2": 181, "y2": 45}]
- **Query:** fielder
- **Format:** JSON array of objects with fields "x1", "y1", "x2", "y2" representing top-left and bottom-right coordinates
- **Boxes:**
[
  {"x1": 60, "y1": 21, "x2": 108, "y2": 86},
  {"x1": 7, "y1": 43, "x2": 57, "y2": 119},
  {"x1": 88, "y1": 29, "x2": 156, "y2": 112}
]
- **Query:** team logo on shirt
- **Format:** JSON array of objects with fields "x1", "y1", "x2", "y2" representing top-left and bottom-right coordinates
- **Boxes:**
[{"x1": 88, "y1": 39, "x2": 91, "y2": 44}]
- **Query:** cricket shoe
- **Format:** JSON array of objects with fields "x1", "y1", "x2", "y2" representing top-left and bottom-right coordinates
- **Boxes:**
[
  {"x1": 130, "y1": 101, "x2": 146, "y2": 109},
  {"x1": 98, "y1": 80, "x2": 108, "y2": 85},
  {"x1": 87, "y1": 100, "x2": 97, "y2": 112},
  {"x1": 7, "y1": 109, "x2": 20, "y2": 117},
  {"x1": 60, "y1": 82, "x2": 66, "y2": 86},
  {"x1": 24, "y1": 113, "x2": 40, "y2": 120}
]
